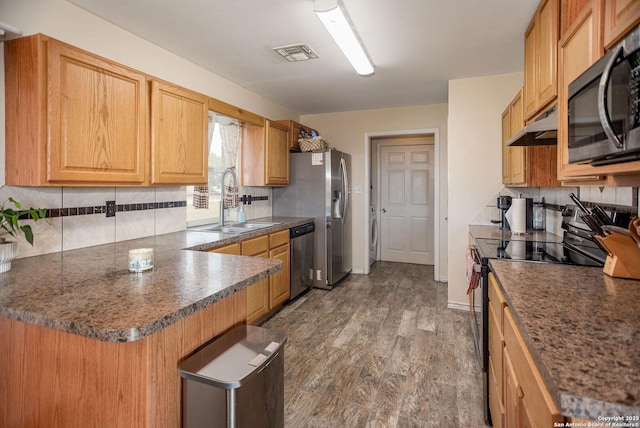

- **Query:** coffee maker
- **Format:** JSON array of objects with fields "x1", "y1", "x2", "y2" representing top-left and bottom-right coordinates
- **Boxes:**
[{"x1": 497, "y1": 196, "x2": 512, "y2": 230}]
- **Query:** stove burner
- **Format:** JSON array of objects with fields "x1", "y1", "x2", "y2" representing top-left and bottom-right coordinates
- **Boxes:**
[{"x1": 474, "y1": 238, "x2": 604, "y2": 266}]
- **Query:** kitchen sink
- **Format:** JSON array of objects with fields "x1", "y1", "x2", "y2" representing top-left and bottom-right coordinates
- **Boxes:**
[
  {"x1": 190, "y1": 221, "x2": 281, "y2": 234},
  {"x1": 232, "y1": 221, "x2": 281, "y2": 229}
]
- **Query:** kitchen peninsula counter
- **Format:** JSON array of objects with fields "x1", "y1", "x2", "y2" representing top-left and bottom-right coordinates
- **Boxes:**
[
  {"x1": 490, "y1": 259, "x2": 640, "y2": 420},
  {"x1": 0, "y1": 216, "x2": 311, "y2": 342},
  {"x1": 0, "y1": 216, "x2": 311, "y2": 427}
]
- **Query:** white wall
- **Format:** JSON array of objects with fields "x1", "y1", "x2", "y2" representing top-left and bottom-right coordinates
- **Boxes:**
[
  {"x1": 447, "y1": 73, "x2": 523, "y2": 309},
  {"x1": 301, "y1": 104, "x2": 449, "y2": 278},
  {"x1": 0, "y1": 0, "x2": 296, "y2": 257}
]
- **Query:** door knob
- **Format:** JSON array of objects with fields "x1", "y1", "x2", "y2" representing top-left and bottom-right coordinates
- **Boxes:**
[{"x1": 382, "y1": 208, "x2": 387, "y2": 213}]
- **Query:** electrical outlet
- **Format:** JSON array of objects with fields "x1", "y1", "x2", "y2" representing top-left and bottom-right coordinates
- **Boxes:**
[{"x1": 106, "y1": 201, "x2": 116, "y2": 217}]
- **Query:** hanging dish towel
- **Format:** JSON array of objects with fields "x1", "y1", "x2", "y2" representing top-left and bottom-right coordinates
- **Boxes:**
[
  {"x1": 466, "y1": 246, "x2": 481, "y2": 295},
  {"x1": 193, "y1": 186, "x2": 209, "y2": 209}
]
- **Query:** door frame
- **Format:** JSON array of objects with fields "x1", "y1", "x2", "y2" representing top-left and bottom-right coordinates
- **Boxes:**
[{"x1": 364, "y1": 129, "x2": 440, "y2": 281}]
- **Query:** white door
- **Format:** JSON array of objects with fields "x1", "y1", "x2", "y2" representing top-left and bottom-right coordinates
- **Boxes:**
[{"x1": 379, "y1": 144, "x2": 434, "y2": 265}]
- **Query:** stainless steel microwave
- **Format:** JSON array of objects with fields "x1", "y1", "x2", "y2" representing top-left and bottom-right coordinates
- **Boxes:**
[{"x1": 568, "y1": 24, "x2": 640, "y2": 166}]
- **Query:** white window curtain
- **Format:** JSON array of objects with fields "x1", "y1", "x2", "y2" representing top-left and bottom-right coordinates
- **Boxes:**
[
  {"x1": 220, "y1": 122, "x2": 241, "y2": 208},
  {"x1": 192, "y1": 113, "x2": 217, "y2": 209}
]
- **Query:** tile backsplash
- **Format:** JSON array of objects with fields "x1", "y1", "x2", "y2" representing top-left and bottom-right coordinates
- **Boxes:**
[
  {"x1": 0, "y1": 185, "x2": 272, "y2": 260},
  {"x1": 472, "y1": 186, "x2": 639, "y2": 237}
]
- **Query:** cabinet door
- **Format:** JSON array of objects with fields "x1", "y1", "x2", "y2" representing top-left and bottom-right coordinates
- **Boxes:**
[
  {"x1": 504, "y1": 348, "x2": 524, "y2": 428},
  {"x1": 537, "y1": 0, "x2": 559, "y2": 109},
  {"x1": 47, "y1": 39, "x2": 147, "y2": 183},
  {"x1": 151, "y1": 80, "x2": 208, "y2": 184},
  {"x1": 524, "y1": 0, "x2": 559, "y2": 121},
  {"x1": 265, "y1": 121, "x2": 290, "y2": 186},
  {"x1": 502, "y1": 107, "x2": 512, "y2": 184},
  {"x1": 604, "y1": 0, "x2": 640, "y2": 48},
  {"x1": 509, "y1": 91, "x2": 527, "y2": 185},
  {"x1": 242, "y1": 236, "x2": 270, "y2": 325},
  {"x1": 557, "y1": 0, "x2": 605, "y2": 180},
  {"x1": 524, "y1": 19, "x2": 538, "y2": 120},
  {"x1": 269, "y1": 243, "x2": 290, "y2": 309}
]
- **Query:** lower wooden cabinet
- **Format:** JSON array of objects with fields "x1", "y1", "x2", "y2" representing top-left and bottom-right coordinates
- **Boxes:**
[
  {"x1": 488, "y1": 274, "x2": 564, "y2": 428},
  {"x1": 241, "y1": 236, "x2": 270, "y2": 325},
  {"x1": 268, "y1": 229, "x2": 291, "y2": 310},
  {"x1": 209, "y1": 230, "x2": 291, "y2": 325}
]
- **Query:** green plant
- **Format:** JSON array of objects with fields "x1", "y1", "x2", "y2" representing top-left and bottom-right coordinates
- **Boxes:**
[{"x1": 0, "y1": 198, "x2": 47, "y2": 246}]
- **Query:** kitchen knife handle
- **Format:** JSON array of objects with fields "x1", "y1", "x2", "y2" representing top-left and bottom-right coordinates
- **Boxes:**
[{"x1": 569, "y1": 193, "x2": 590, "y2": 215}]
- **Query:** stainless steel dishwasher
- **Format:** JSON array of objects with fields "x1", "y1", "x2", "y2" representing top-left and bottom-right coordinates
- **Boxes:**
[{"x1": 289, "y1": 222, "x2": 315, "y2": 300}]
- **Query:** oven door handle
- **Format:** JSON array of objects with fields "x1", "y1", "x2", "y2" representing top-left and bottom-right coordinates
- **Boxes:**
[{"x1": 598, "y1": 45, "x2": 625, "y2": 149}]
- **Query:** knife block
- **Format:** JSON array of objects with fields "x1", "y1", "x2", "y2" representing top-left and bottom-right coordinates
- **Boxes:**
[{"x1": 595, "y1": 232, "x2": 640, "y2": 280}]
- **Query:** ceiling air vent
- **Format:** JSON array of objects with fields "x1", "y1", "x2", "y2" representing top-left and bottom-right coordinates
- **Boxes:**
[{"x1": 273, "y1": 44, "x2": 319, "y2": 62}]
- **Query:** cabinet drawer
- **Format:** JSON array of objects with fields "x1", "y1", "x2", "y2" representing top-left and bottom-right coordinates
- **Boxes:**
[
  {"x1": 503, "y1": 308, "x2": 563, "y2": 428},
  {"x1": 489, "y1": 274, "x2": 507, "y2": 329},
  {"x1": 208, "y1": 243, "x2": 240, "y2": 255},
  {"x1": 241, "y1": 235, "x2": 269, "y2": 256},
  {"x1": 269, "y1": 229, "x2": 289, "y2": 249}
]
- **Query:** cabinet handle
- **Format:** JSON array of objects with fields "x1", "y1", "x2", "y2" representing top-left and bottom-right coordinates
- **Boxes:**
[{"x1": 516, "y1": 385, "x2": 524, "y2": 399}]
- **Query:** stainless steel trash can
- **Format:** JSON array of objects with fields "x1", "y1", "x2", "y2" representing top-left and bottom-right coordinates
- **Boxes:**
[{"x1": 180, "y1": 325, "x2": 287, "y2": 428}]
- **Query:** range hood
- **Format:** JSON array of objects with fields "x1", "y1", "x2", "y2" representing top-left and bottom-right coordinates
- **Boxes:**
[{"x1": 507, "y1": 104, "x2": 558, "y2": 146}]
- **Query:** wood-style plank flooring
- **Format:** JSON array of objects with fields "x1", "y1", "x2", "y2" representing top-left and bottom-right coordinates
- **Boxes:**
[{"x1": 263, "y1": 261, "x2": 489, "y2": 428}]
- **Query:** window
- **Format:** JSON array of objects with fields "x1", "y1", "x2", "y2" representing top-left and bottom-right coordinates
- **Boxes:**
[{"x1": 186, "y1": 113, "x2": 240, "y2": 226}]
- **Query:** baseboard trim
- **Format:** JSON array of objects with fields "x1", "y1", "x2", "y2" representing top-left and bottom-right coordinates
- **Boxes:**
[
  {"x1": 439, "y1": 276, "x2": 448, "y2": 283},
  {"x1": 447, "y1": 301, "x2": 470, "y2": 312},
  {"x1": 351, "y1": 268, "x2": 365, "y2": 275}
]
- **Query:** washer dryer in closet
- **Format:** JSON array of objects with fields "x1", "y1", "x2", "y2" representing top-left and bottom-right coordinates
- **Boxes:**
[{"x1": 369, "y1": 205, "x2": 378, "y2": 266}]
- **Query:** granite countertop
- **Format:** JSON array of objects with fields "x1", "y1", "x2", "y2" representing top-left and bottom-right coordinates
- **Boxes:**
[
  {"x1": 0, "y1": 216, "x2": 312, "y2": 343},
  {"x1": 469, "y1": 224, "x2": 563, "y2": 242},
  {"x1": 490, "y1": 259, "x2": 640, "y2": 420}
]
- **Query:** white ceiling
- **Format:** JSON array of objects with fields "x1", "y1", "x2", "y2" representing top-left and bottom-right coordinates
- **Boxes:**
[{"x1": 67, "y1": 0, "x2": 539, "y2": 115}]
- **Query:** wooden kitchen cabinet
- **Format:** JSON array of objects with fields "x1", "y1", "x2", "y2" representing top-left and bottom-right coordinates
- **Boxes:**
[
  {"x1": 488, "y1": 274, "x2": 564, "y2": 428},
  {"x1": 0, "y1": 290, "x2": 246, "y2": 427},
  {"x1": 150, "y1": 80, "x2": 208, "y2": 185},
  {"x1": 275, "y1": 119, "x2": 319, "y2": 151},
  {"x1": 241, "y1": 120, "x2": 290, "y2": 186},
  {"x1": 502, "y1": 90, "x2": 559, "y2": 187},
  {"x1": 4, "y1": 34, "x2": 148, "y2": 185},
  {"x1": 4, "y1": 33, "x2": 209, "y2": 186},
  {"x1": 241, "y1": 236, "x2": 270, "y2": 325},
  {"x1": 557, "y1": 0, "x2": 640, "y2": 183},
  {"x1": 524, "y1": 0, "x2": 559, "y2": 121},
  {"x1": 603, "y1": 0, "x2": 640, "y2": 48},
  {"x1": 208, "y1": 228, "x2": 291, "y2": 324},
  {"x1": 488, "y1": 274, "x2": 507, "y2": 428},
  {"x1": 207, "y1": 242, "x2": 241, "y2": 255},
  {"x1": 557, "y1": 0, "x2": 607, "y2": 181},
  {"x1": 268, "y1": 229, "x2": 291, "y2": 309}
]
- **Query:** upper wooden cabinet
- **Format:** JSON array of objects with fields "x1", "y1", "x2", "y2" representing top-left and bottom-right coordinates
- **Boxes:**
[
  {"x1": 604, "y1": 0, "x2": 640, "y2": 48},
  {"x1": 524, "y1": 0, "x2": 559, "y2": 121},
  {"x1": 275, "y1": 120, "x2": 319, "y2": 152},
  {"x1": 557, "y1": 1, "x2": 607, "y2": 181},
  {"x1": 502, "y1": 90, "x2": 560, "y2": 187},
  {"x1": 503, "y1": 90, "x2": 527, "y2": 185},
  {"x1": 150, "y1": 80, "x2": 208, "y2": 184},
  {"x1": 5, "y1": 34, "x2": 148, "y2": 185},
  {"x1": 4, "y1": 34, "x2": 209, "y2": 186},
  {"x1": 556, "y1": 0, "x2": 640, "y2": 183},
  {"x1": 241, "y1": 120, "x2": 289, "y2": 186}
]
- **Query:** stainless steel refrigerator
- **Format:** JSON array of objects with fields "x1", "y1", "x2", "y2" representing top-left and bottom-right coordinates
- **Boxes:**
[{"x1": 273, "y1": 149, "x2": 351, "y2": 290}]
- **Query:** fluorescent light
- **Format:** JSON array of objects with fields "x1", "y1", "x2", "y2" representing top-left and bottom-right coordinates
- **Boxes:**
[{"x1": 314, "y1": 0, "x2": 374, "y2": 76}]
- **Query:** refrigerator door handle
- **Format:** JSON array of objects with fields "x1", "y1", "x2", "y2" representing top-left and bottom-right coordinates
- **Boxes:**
[{"x1": 340, "y1": 157, "x2": 349, "y2": 224}]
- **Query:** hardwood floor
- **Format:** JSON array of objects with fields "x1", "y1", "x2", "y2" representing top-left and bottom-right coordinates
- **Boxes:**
[{"x1": 263, "y1": 261, "x2": 489, "y2": 428}]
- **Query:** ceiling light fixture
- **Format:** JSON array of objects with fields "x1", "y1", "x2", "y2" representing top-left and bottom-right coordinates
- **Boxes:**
[{"x1": 314, "y1": 0, "x2": 374, "y2": 76}]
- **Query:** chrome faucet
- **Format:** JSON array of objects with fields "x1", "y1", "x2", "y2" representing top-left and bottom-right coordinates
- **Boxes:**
[{"x1": 219, "y1": 167, "x2": 237, "y2": 226}]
